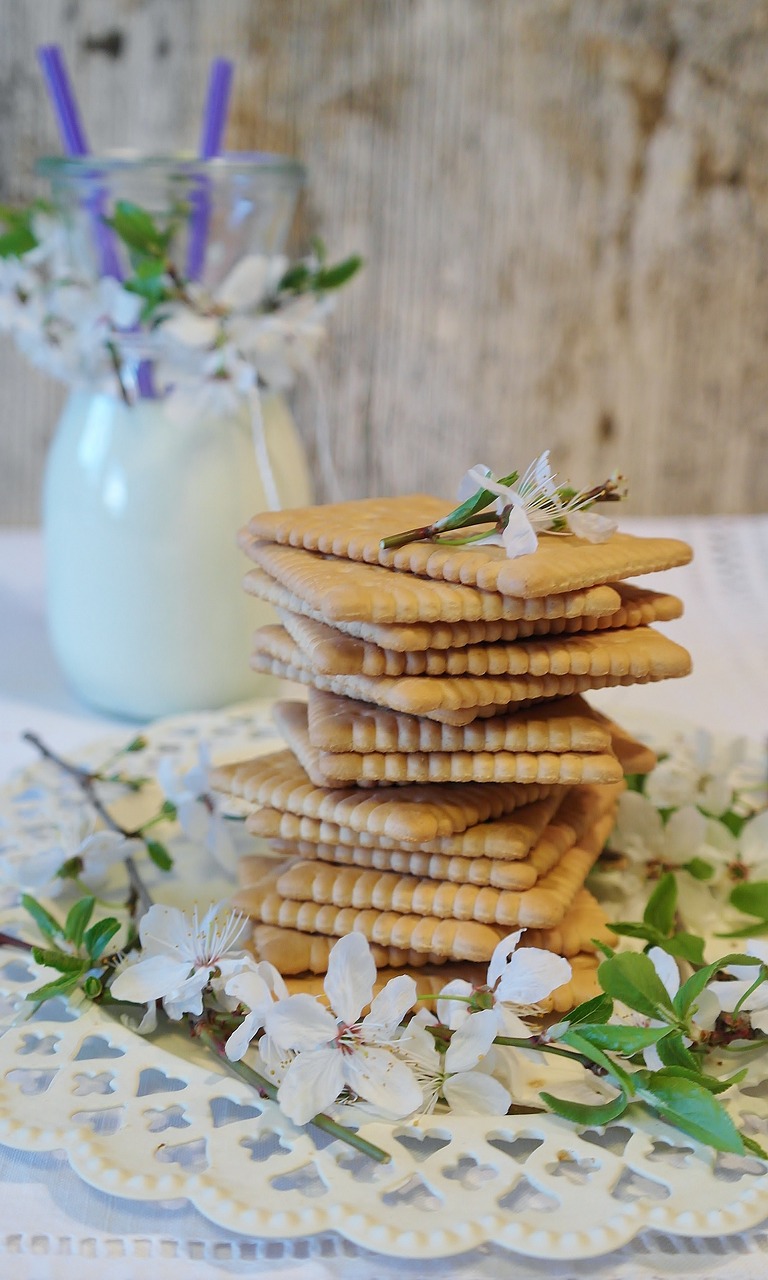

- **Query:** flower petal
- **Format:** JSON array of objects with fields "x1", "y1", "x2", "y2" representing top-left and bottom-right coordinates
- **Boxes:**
[
  {"x1": 109, "y1": 953, "x2": 191, "y2": 1004},
  {"x1": 443, "y1": 1069, "x2": 511, "y2": 1116},
  {"x1": 324, "y1": 933, "x2": 375, "y2": 1025},
  {"x1": 457, "y1": 464, "x2": 493, "y2": 503},
  {"x1": 495, "y1": 947, "x2": 571, "y2": 1005},
  {"x1": 445, "y1": 1008, "x2": 500, "y2": 1073},
  {"x1": 215, "y1": 255, "x2": 271, "y2": 310},
  {"x1": 343, "y1": 1044, "x2": 423, "y2": 1118},
  {"x1": 277, "y1": 1047, "x2": 345, "y2": 1126},
  {"x1": 436, "y1": 978, "x2": 474, "y2": 1030},
  {"x1": 266, "y1": 993, "x2": 337, "y2": 1051},
  {"x1": 487, "y1": 932, "x2": 525, "y2": 989},
  {"x1": 648, "y1": 946, "x2": 680, "y2": 1000},
  {"x1": 501, "y1": 506, "x2": 538, "y2": 559},
  {"x1": 568, "y1": 511, "x2": 617, "y2": 543},
  {"x1": 364, "y1": 974, "x2": 417, "y2": 1036}
]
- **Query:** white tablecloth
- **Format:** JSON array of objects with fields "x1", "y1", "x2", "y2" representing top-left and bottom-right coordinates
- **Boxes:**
[{"x1": 2, "y1": 519, "x2": 768, "y2": 1279}]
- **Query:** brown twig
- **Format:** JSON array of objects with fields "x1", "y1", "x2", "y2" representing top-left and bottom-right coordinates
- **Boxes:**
[{"x1": 22, "y1": 731, "x2": 153, "y2": 916}]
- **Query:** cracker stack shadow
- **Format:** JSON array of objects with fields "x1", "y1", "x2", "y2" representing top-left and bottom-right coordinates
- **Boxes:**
[{"x1": 211, "y1": 493, "x2": 692, "y2": 1011}]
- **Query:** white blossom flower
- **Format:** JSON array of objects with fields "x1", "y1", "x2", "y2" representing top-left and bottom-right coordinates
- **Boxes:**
[
  {"x1": 708, "y1": 941, "x2": 768, "y2": 1033},
  {"x1": 0, "y1": 808, "x2": 137, "y2": 908},
  {"x1": 436, "y1": 930, "x2": 571, "y2": 1038},
  {"x1": 645, "y1": 730, "x2": 747, "y2": 816},
  {"x1": 223, "y1": 962, "x2": 289, "y2": 1062},
  {"x1": 108, "y1": 902, "x2": 253, "y2": 1019},
  {"x1": 401, "y1": 1007, "x2": 512, "y2": 1115},
  {"x1": 265, "y1": 933, "x2": 422, "y2": 1126},
  {"x1": 156, "y1": 744, "x2": 234, "y2": 869},
  {"x1": 457, "y1": 452, "x2": 617, "y2": 560}
]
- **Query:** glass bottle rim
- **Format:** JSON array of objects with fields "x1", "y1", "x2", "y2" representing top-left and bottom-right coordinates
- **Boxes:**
[{"x1": 36, "y1": 150, "x2": 305, "y2": 184}]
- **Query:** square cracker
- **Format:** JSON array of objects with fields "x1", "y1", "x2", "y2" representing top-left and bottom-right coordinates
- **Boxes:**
[
  {"x1": 273, "y1": 808, "x2": 615, "y2": 929},
  {"x1": 267, "y1": 780, "x2": 623, "y2": 890},
  {"x1": 274, "y1": 698, "x2": 624, "y2": 787},
  {"x1": 245, "y1": 922, "x2": 602, "y2": 1012},
  {"x1": 278, "y1": 600, "x2": 685, "y2": 678},
  {"x1": 244, "y1": 793, "x2": 563, "y2": 858},
  {"x1": 211, "y1": 750, "x2": 553, "y2": 845},
  {"x1": 306, "y1": 688, "x2": 613, "y2": 755},
  {"x1": 252, "y1": 623, "x2": 692, "y2": 718},
  {"x1": 242, "y1": 539, "x2": 625, "y2": 624},
  {"x1": 244, "y1": 567, "x2": 682, "y2": 651},
  {"x1": 234, "y1": 876, "x2": 617, "y2": 962},
  {"x1": 246, "y1": 494, "x2": 692, "y2": 598}
]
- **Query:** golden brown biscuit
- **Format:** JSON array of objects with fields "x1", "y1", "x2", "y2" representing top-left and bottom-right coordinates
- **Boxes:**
[
  {"x1": 245, "y1": 494, "x2": 692, "y2": 597},
  {"x1": 243, "y1": 568, "x2": 683, "y2": 651}
]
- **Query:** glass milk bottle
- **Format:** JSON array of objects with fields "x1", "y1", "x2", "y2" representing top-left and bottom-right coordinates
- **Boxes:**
[{"x1": 39, "y1": 153, "x2": 312, "y2": 719}]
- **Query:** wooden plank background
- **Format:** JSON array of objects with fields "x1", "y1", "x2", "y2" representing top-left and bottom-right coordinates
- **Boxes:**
[{"x1": 1, "y1": 0, "x2": 767, "y2": 523}]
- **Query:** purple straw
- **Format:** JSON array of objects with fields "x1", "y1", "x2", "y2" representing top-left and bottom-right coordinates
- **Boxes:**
[
  {"x1": 200, "y1": 58, "x2": 234, "y2": 160},
  {"x1": 37, "y1": 43, "x2": 123, "y2": 280},
  {"x1": 185, "y1": 57, "x2": 234, "y2": 280},
  {"x1": 37, "y1": 43, "x2": 154, "y2": 397},
  {"x1": 37, "y1": 45, "x2": 89, "y2": 155}
]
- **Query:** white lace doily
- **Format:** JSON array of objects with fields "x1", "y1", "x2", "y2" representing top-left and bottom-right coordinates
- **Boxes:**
[{"x1": 1, "y1": 702, "x2": 768, "y2": 1264}]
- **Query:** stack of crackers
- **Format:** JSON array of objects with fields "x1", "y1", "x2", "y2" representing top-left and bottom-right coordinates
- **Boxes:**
[{"x1": 213, "y1": 494, "x2": 692, "y2": 1010}]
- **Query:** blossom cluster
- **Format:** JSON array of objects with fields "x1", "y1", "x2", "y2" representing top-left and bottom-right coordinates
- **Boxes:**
[
  {"x1": 10, "y1": 725, "x2": 768, "y2": 1161},
  {"x1": 380, "y1": 453, "x2": 626, "y2": 560},
  {"x1": 110, "y1": 924, "x2": 570, "y2": 1126},
  {"x1": 0, "y1": 204, "x2": 356, "y2": 415},
  {"x1": 599, "y1": 726, "x2": 768, "y2": 936}
]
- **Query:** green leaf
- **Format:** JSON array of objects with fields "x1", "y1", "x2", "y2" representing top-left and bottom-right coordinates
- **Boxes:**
[
  {"x1": 83, "y1": 918, "x2": 121, "y2": 961},
  {"x1": 597, "y1": 952, "x2": 678, "y2": 1022},
  {"x1": 635, "y1": 1072, "x2": 745, "y2": 1153},
  {"x1": 652, "y1": 1065, "x2": 745, "y2": 1094},
  {"x1": 573, "y1": 1023, "x2": 671, "y2": 1055},
  {"x1": 559, "y1": 1028, "x2": 634, "y2": 1092},
  {"x1": 0, "y1": 224, "x2": 37, "y2": 258},
  {"x1": 556, "y1": 993, "x2": 613, "y2": 1028},
  {"x1": 313, "y1": 254, "x2": 363, "y2": 290},
  {"x1": 624, "y1": 772, "x2": 647, "y2": 795},
  {"x1": 25, "y1": 973, "x2": 81, "y2": 1003},
  {"x1": 31, "y1": 947, "x2": 88, "y2": 975},
  {"x1": 124, "y1": 734, "x2": 149, "y2": 752},
  {"x1": 611, "y1": 922, "x2": 663, "y2": 944},
  {"x1": 730, "y1": 881, "x2": 768, "y2": 921},
  {"x1": 106, "y1": 201, "x2": 170, "y2": 257},
  {"x1": 146, "y1": 839, "x2": 173, "y2": 871},
  {"x1": 64, "y1": 897, "x2": 95, "y2": 948},
  {"x1": 718, "y1": 921, "x2": 768, "y2": 939},
  {"x1": 21, "y1": 894, "x2": 63, "y2": 942},
  {"x1": 540, "y1": 1089, "x2": 629, "y2": 1127},
  {"x1": 742, "y1": 1134, "x2": 768, "y2": 1160},
  {"x1": 654, "y1": 1032, "x2": 699, "y2": 1071},
  {"x1": 721, "y1": 810, "x2": 748, "y2": 838},
  {"x1": 279, "y1": 262, "x2": 311, "y2": 292},
  {"x1": 643, "y1": 872, "x2": 677, "y2": 935},
  {"x1": 673, "y1": 953, "x2": 761, "y2": 1019},
  {"x1": 56, "y1": 855, "x2": 84, "y2": 881},
  {"x1": 661, "y1": 932, "x2": 707, "y2": 965},
  {"x1": 683, "y1": 857, "x2": 715, "y2": 882},
  {"x1": 83, "y1": 976, "x2": 103, "y2": 999}
]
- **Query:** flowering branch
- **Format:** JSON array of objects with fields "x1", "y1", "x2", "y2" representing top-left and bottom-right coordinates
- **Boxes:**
[
  {"x1": 5, "y1": 729, "x2": 768, "y2": 1163},
  {"x1": 195, "y1": 1025, "x2": 391, "y2": 1164},
  {"x1": 0, "y1": 199, "x2": 361, "y2": 409},
  {"x1": 381, "y1": 455, "x2": 627, "y2": 560}
]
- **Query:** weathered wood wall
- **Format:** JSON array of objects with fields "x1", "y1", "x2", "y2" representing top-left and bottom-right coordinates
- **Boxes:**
[{"x1": 1, "y1": 0, "x2": 767, "y2": 523}]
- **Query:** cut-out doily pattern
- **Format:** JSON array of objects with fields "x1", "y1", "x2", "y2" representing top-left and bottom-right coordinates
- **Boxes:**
[{"x1": 0, "y1": 702, "x2": 767, "y2": 1262}]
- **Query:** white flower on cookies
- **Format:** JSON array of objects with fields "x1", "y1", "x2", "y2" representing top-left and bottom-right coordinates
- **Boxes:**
[{"x1": 265, "y1": 933, "x2": 423, "y2": 1126}]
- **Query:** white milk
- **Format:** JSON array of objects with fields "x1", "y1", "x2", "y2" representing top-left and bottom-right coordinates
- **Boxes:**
[{"x1": 43, "y1": 389, "x2": 312, "y2": 718}]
